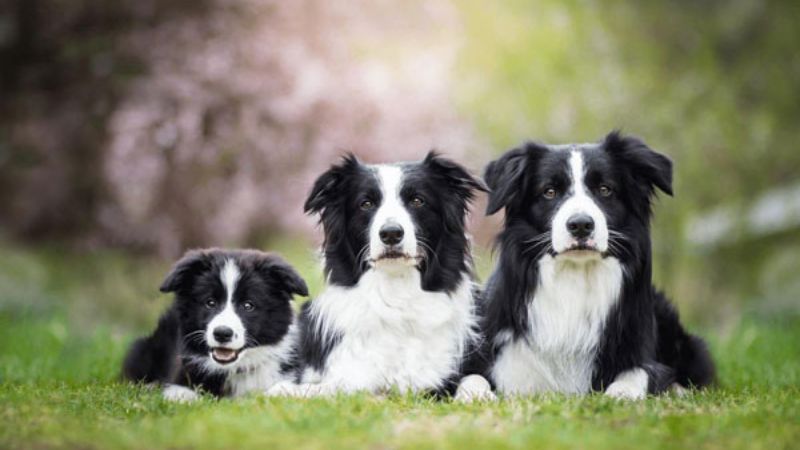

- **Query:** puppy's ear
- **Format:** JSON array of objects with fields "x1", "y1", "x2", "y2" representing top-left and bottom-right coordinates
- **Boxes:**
[
  {"x1": 160, "y1": 250, "x2": 211, "y2": 293},
  {"x1": 423, "y1": 151, "x2": 488, "y2": 200},
  {"x1": 604, "y1": 131, "x2": 673, "y2": 196},
  {"x1": 254, "y1": 254, "x2": 309, "y2": 298},
  {"x1": 304, "y1": 154, "x2": 361, "y2": 215},
  {"x1": 484, "y1": 144, "x2": 540, "y2": 215}
]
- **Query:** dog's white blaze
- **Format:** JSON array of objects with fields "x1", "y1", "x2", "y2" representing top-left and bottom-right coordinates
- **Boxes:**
[
  {"x1": 300, "y1": 272, "x2": 478, "y2": 394},
  {"x1": 206, "y1": 259, "x2": 245, "y2": 350},
  {"x1": 370, "y1": 165, "x2": 418, "y2": 263},
  {"x1": 492, "y1": 254, "x2": 623, "y2": 395},
  {"x1": 551, "y1": 151, "x2": 609, "y2": 253},
  {"x1": 605, "y1": 367, "x2": 648, "y2": 400}
]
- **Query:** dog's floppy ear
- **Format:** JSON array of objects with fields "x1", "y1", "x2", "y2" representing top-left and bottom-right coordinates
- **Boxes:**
[
  {"x1": 304, "y1": 154, "x2": 361, "y2": 215},
  {"x1": 484, "y1": 144, "x2": 538, "y2": 215},
  {"x1": 604, "y1": 131, "x2": 673, "y2": 196},
  {"x1": 423, "y1": 151, "x2": 488, "y2": 200},
  {"x1": 160, "y1": 249, "x2": 211, "y2": 293},
  {"x1": 254, "y1": 254, "x2": 309, "y2": 298}
]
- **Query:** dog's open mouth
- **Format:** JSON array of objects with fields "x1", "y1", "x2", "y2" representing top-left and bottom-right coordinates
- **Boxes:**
[{"x1": 210, "y1": 347, "x2": 241, "y2": 364}]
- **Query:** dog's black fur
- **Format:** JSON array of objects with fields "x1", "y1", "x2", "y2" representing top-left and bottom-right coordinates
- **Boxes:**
[
  {"x1": 122, "y1": 249, "x2": 308, "y2": 397},
  {"x1": 476, "y1": 131, "x2": 715, "y2": 393}
]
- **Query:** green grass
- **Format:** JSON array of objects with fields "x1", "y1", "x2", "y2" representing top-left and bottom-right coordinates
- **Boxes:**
[{"x1": 0, "y1": 241, "x2": 798, "y2": 449}]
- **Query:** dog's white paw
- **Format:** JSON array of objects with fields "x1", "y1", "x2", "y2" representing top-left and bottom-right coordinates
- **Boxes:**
[
  {"x1": 265, "y1": 380, "x2": 303, "y2": 397},
  {"x1": 604, "y1": 368, "x2": 648, "y2": 400},
  {"x1": 670, "y1": 382, "x2": 690, "y2": 398},
  {"x1": 162, "y1": 384, "x2": 200, "y2": 403},
  {"x1": 454, "y1": 375, "x2": 497, "y2": 403},
  {"x1": 266, "y1": 381, "x2": 332, "y2": 398}
]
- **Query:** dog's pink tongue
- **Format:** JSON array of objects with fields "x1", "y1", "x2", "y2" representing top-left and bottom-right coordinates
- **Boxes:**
[{"x1": 212, "y1": 348, "x2": 236, "y2": 361}]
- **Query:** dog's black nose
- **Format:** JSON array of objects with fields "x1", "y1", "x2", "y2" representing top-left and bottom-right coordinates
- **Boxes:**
[
  {"x1": 567, "y1": 214, "x2": 595, "y2": 239},
  {"x1": 379, "y1": 223, "x2": 404, "y2": 246},
  {"x1": 213, "y1": 326, "x2": 234, "y2": 343}
]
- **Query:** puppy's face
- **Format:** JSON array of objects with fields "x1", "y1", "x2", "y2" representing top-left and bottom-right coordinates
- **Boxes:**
[
  {"x1": 305, "y1": 152, "x2": 486, "y2": 287},
  {"x1": 485, "y1": 132, "x2": 672, "y2": 262},
  {"x1": 160, "y1": 250, "x2": 308, "y2": 371}
]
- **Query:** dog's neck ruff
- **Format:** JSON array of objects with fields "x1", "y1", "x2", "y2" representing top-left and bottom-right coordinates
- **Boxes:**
[
  {"x1": 307, "y1": 267, "x2": 478, "y2": 393},
  {"x1": 492, "y1": 255, "x2": 623, "y2": 395}
]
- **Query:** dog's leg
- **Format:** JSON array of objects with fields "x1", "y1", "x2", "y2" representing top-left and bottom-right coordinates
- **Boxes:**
[
  {"x1": 604, "y1": 367, "x2": 648, "y2": 400},
  {"x1": 162, "y1": 384, "x2": 200, "y2": 403},
  {"x1": 454, "y1": 375, "x2": 497, "y2": 402}
]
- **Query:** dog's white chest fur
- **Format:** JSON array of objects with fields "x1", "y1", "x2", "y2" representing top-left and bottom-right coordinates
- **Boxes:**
[
  {"x1": 305, "y1": 270, "x2": 477, "y2": 393},
  {"x1": 493, "y1": 255, "x2": 623, "y2": 395},
  {"x1": 223, "y1": 324, "x2": 297, "y2": 397}
]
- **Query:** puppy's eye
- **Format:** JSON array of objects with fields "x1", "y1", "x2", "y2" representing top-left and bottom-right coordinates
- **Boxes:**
[
  {"x1": 598, "y1": 185, "x2": 612, "y2": 197},
  {"x1": 409, "y1": 196, "x2": 425, "y2": 208},
  {"x1": 242, "y1": 301, "x2": 254, "y2": 312},
  {"x1": 359, "y1": 200, "x2": 375, "y2": 211},
  {"x1": 205, "y1": 299, "x2": 217, "y2": 309},
  {"x1": 543, "y1": 187, "x2": 557, "y2": 200}
]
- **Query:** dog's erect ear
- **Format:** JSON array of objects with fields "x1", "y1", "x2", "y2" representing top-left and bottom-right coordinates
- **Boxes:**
[
  {"x1": 254, "y1": 254, "x2": 309, "y2": 298},
  {"x1": 160, "y1": 250, "x2": 211, "y2": 293},
  {"x1": 604, "y1": 131, "x2": 673, "y2": 196},
  {"x1": 484, "y1": 145, "x2": 539, "y2": 215},
  {"x1": 423, "y1": 151, "x2": 488, "y2": 200},
  {"x1": 304, "y1": 154, "x2": 361, "y2": 215}
]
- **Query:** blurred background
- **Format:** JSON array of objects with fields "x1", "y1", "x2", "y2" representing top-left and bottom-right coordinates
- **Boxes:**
[{"x1": 1, "y1": 0, "x2": 799, "y2": 378}]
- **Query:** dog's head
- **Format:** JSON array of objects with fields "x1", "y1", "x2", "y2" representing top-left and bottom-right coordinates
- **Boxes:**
[
  {"x1": 159, "y1": 249, "x2": 308, "y2": 371},
  {"x1": 484, "y1": 131, "x2": 672, "y2": 263},
  {"x1": 305, "y1": 152, "x2": 486, "y2": 291}
]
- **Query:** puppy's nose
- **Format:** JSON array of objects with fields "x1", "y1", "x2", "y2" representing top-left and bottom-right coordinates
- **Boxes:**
[
  {"x1": 379, "y1": 223, "x2": 404, "y2": 246},
  {"x1": 213, "y1": 326, "x2": 234, "y2": 343},
  {"x1": 566, "y1": 214, "x2": 594, "y2": 239}
]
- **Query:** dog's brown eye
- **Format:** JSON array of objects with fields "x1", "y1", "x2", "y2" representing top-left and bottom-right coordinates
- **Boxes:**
[
  {"x1": 360, "y1": 200, "x2": 375, "y2": 211},
  {"x1": 599, "y1": 185, "x2": 612, "y2": 197},
  {"x1": 410, "y1": 196, "x2": 425, "y2": 208},
  {"x1": 205, "y1": 299, "x2": 217, "y2": 309},
  {"x1": 242, "y1": 301, "x2": 254, "y2": 312},
  {"x1": 543, "y1": 187, "x2": 557, "y2": 200}
]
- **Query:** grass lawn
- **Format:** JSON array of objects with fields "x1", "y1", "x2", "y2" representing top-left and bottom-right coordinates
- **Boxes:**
[{"x1": 0, "y1": 241, "x2": 798, "y2": 449}]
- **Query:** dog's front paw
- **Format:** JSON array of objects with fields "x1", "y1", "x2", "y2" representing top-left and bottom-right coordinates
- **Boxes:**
[
  {"x1": 162, "y1": 384, "x2": 200, "y2": 403},
  {"x1": 265, "y1": 380, "x2": 303, "y2": 397},
  {"x1": 454, "y1": 375, "x2": 497, "y2": 403},
  {"x1": 604, "y1": 368, "x2": 648, "y2": 400}
]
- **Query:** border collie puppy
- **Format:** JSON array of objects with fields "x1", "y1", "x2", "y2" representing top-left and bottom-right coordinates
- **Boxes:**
[
  {"x1": 479, "y1": 131, "x2": 715, "y2": 399},
  {"x1": 123, "y1": 249, "x2": 308, "y2": 402},
  {"x1": 269, "y1": 152, "x2": 493, "y2": 400}
]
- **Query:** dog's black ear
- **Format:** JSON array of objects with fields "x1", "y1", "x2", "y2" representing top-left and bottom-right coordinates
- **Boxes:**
[
  {"x1": 159, "y1": 249, "x2": 212, "y2": 293},
  {"x1": 484, "y1": 144, "x2": 539, "y2": 215},
  {"x1": 604, "y1": 131, "x2": 673, "y2": 196},
  {"x1": 304, "y1": 154, "x2": 361, "y2": 215},
  {"x1": 254, "y1": 254, "x2": 309, "y2": 298},
  {"x1": 423, "y1": 151, "x2": 488, "y2": 200}
]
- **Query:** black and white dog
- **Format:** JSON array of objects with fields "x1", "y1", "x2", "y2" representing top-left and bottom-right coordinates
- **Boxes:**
[
  {"x1": 268, "y1": 152, "x2": 493, "y2": 399},
  {"x1": 123, "y1": 249, "x2": 308, "y2": 401},
  {"x1": 478, "y1": 131, "x2": 715, "y2": 399}
]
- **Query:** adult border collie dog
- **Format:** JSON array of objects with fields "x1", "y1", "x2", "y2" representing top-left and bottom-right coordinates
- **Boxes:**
[
  {"x1": 479, "y1": 131, "x2": 714, "y2": 399},
  {"x1": 123, "y1": 249, "x2": 308, "y2": 402},
  {"x1": 268, "y1": 152, "x2": 493, "y2": 400}
]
